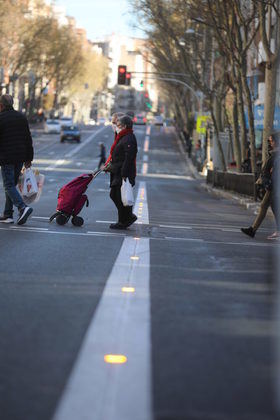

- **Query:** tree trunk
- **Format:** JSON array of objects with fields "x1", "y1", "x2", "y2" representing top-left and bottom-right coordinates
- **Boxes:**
[
  {"x1": 210, "y1": 104, "x2": 226, "y2": 171},
  {"x1": 232, "y1": 94, "x2": 241, "y2": 171},
  {"x1": 262, "y1": 58, "x2": 278, "y2": 161},
  {"x1": 236, "y1": 71, "x2": 247, "y2": 161},
  {"x1": 241, "y1": 65, "x2": 256, "y2": 174}
]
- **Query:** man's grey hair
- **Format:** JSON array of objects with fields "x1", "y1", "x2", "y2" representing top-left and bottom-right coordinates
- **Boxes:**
[
  {"x1": 0, "y1": 94, "x2": 13, "y2": 108},
  {"x1": 119, "y1": 115, "x2": 133, "y2": 129}
]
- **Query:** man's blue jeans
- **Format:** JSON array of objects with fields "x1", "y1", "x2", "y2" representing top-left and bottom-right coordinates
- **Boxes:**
[{"x1": 1, "y1": 163, "x2": 25, "y2": 217}]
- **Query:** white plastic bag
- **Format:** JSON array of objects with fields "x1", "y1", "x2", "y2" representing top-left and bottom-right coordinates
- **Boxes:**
[
  {"x1": 121, "y1": 179, "x2": 134, "y2": 206},
  {"x1": 18, "y1": 169, "x2": 45, "y2": 204},
  {"x1": 22, "y1": 168, "x2": 38, "y2": 197}
]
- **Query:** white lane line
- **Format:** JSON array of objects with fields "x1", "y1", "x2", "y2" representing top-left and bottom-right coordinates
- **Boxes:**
[
  {"x1": 0, "y1": 226, "x2": 125, "y2": 238},
  {"x1": 134, "y1": 181, "x2": 149, "y2": 224},
  {"x1": 140, "y1": 173, "x2": 194, "y2": 180},
  {"x1": 159, "y1": 224, "x2": 192, "y2": 230},
  {"x1": 10, "y1": 226, "x2": 49, "y2": 231},
  {"x1": 165, "y1": 236, "x2": 204, "y2": 242},
  {"x1": 141, "y1": 162, "x2": 148, "y2": 175},
  {"x1": 146, "y1": 125, "x2": 151, "y2": 135},
  {"x1": 46, "y1": 159, "x2": 65, "y2": 171},
  {"x1": 32, "y1": 216, "x2": 50, "y2": 220},
  {"x1": 144, "y1": 137, "x2": 149, "y2": 152},
  {"x1": 53, "y1": 185, "x2": 152, "y2": 420},
  {"x1": 65, "y1": 126, "x2": 107, "y2": 158},
  {"x1": 96, "y1": 220, "x2": 115, "y2": 224}
]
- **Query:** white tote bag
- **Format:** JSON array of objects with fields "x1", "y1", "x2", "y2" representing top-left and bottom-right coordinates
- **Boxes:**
[
  {"x1": 22, "y1": 168, "x2": 39, "y2": 197},
  {"x1": 121, "y1": 179, "x2": 134, "y2": 207}
]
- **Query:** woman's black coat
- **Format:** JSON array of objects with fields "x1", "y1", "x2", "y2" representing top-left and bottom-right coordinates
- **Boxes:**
[{"x1": 110, "y1": 132, "x2": 138, "y2": 187}]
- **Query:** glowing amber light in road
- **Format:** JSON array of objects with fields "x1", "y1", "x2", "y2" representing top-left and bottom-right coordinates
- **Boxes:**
[
  {"x1": 130, "y1": 256, "x2": 139, "y2": 260},
  {"x1": 122, "y1": 287, "x2": 135, "y2": 293},
  {"x1": 134, "y1": 237, "x2": 140, "y2": 240},
  {"x1": 104, "y1": 354, "x2": 127, "y2": 364}
]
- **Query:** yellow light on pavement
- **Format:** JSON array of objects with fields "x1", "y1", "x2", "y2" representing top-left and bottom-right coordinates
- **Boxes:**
[
  {"x1": 104, "y1": 354, "x2": 127, "y2": 364},
  {"x1": 122, "y1": 287, "x2": 135, "y2": 293},
  {"x1": 130, "y1": 256, "x2": 139, "y2": 260}
]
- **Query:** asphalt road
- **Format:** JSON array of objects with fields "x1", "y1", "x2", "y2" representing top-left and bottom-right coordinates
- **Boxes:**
[{"x1": 0, "y1": 123, "x2": 278, "y2": 420}]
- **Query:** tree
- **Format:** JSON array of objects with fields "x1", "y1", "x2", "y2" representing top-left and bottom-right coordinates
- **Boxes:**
[
  {"x1": 131, "y1": 0, "x2": 228, "y2": 170},
  {"x1": 258, "y1": 0, "x2": 280, "y2": 160}
]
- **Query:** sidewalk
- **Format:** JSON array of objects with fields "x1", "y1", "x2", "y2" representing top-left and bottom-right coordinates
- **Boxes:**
[{"x1": 176, "y1": 134, "x2": 272, "y2": 217}]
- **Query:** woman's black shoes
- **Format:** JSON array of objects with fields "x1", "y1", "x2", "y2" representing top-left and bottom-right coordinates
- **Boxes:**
[
  {"x1": 125, "y1": 214, "x2": 138, "y2": 227},
  {"x1": 109, "y1": 215, "x2": 137, "y2": 230},
  {"x1": 110, "y1": 222, "x2": 127, "y2": 230},
  {"x1": 241, "y1": 226, "x2": 255, "y2": 238}
]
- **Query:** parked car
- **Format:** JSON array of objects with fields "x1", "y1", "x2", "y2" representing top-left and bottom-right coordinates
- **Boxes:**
[
  {"x1": 60, "y1": 125, "x2": 81, "y2": 143},
  {"x1": 133, "y1": 114, "x2": 147, "y2": 125},
  {"x1": 97, "y1": 117, "x2": 106, "y2": 126},
  {"x1": 153, "y1": 115, "x2": 164, "y2": 126},
  {"x1": 44, "y1": 119, "x2": 61, "y2": 134},
  {"x1": 164, "y1": 118, "x2": 174, "y2": 127},
  {"x1": 59, "y1": 116, "x2": 73, "y2": 127}
]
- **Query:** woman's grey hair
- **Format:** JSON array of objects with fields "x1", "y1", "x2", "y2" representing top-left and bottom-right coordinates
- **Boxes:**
[
  {"x1": 119, "y1": 115, "x2": 133, "y2": 129},
  {"x1": 0, "y1": 94, "x2": 13, "y2": 108},
  {"x1": 111, "y1": 112, "x2": 125, "y2": 123}
]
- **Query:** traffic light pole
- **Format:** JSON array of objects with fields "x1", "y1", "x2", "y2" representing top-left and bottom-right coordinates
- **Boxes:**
[{"x1": 132, "y1": 74, "x2": 202, "y2": 111}]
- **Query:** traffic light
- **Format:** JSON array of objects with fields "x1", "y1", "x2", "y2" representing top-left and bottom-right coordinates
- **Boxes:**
[
  {"x1": 125, "y1": 72, "x2": 131, "y2": 86},
  {"x1": 140, "y1": 80, "x2": 144, "y2": 88},
  {"x1": 118, "y1": 65, "x2": 127, "y2": 85}
]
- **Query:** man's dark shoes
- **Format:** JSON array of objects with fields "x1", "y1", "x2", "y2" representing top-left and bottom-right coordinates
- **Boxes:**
[
  {"x1": 125, "y1": 214, "x2": 138, "y2": 228},
  {"x1": 0, "y1": 215, "x2": 14, "y2": 224},
  {"x1": 17, "y1": 207, "x2": 33, "y2": 225},
  {"x1": 241, "y1": 226, "x2": 255, "y2": 238},
  {"x1": 109, "y1": 222, "x2": 127, "y2": 230}
]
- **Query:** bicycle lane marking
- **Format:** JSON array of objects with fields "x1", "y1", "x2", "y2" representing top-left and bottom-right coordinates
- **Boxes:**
[{"x1": 52, "y1": 182, "x2": 152, "y2": 420}]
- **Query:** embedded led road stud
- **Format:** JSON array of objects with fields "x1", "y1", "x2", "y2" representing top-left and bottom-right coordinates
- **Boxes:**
[
  {"x1": 104, "y1": 354, "x2": 127, "y2": 364},
  {"x1": 122, "y1": 287, "x2": 135, "y2": 293}
]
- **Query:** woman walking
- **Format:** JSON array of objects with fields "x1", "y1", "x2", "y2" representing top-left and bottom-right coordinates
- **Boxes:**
[{"x1": 104, "y1": 115, "x2": 138, "y2": 230}]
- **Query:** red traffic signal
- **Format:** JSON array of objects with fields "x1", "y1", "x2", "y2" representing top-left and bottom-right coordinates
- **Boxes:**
[
  {"x1": 125, "y1": 72, "x2": 131, "y2": 86},
  {"x1": 118, "y1": 65, "x2": 127, "y2": 85}
]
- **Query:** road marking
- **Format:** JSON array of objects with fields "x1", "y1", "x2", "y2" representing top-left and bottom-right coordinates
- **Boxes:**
[
  {"x1": 53, "y1": 183, "x2": 152, "y2": 420},
  {"x1": 159, "y1": 224, "x2": 192, "y2": 229},
  {"x1": 65, "y1": 126, "x2": 107, "y2": 158},
  {"x1": 165, "y1": 236, "x2": 204, "y2": 242},
  {"x1": 46, "y1": 159, "x2": 66, "y2": 171},
  {"x1": 140, "y1": 173, "x2": 194, "y2": 180},
  {"x1": 146, "y1": 125, "x2": 151, "y2": 135},
  {"x1": 144, "y1": 137, "x2": 149, "y2": 152},
  {"x1": 141, "y1": 162, "x2": 148, "y2": 175},
  {"x1": 134, "y1": 181, "x2": 149, "y2": 224},
  {"x1": 32, "y1": 216, "x2": 50, "y2": 220},
  {"x1": 96, "y1": 220, "x2": 115, "y2": 224},
  {"x1": 10, "y1": 226, "x2": 49, "y2": 231}
]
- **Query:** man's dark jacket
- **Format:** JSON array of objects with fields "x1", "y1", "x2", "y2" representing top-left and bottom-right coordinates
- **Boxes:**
[
  {"x1": 0, "y1": 108, "x2": 34, "y2": 165},
  {"x1": 110, "y1": 131, "x2": 137, "y2": 187}
]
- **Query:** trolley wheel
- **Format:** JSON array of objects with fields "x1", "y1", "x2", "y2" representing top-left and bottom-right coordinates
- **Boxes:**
[
  {"x1": 56, "y1": 214, "x2": 69, "y2": 225},
  {"x1": 71, "y1": 216, "x2": 84, "y2": 227}
]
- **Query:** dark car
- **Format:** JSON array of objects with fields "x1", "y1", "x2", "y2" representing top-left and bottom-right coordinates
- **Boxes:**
[
  {"x1": 133, "y1": 114, "x2": 147, "y2": 125},
  {"x1": 60, "y1": 125, "x2": 81, "y2": 143}
]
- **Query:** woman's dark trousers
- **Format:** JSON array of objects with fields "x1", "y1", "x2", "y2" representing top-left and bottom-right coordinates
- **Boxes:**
[{"x1": 110, "y1": 186, "x2": 132, "y2": 224}]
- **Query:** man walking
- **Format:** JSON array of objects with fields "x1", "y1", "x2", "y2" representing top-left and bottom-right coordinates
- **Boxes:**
[
  {"x1": 241, "y1": 132, "x2": 279, "y2": 239},
  {"x1": 0, "y1": 94, "x2": 34, "y2": 225},
  {"x1": 97, "y1": 142, "x2": 106, "y2": 170}
]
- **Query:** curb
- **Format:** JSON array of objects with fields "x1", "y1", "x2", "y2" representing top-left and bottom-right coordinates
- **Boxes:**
[
  {"x1": 200, "y1": 183, "x2": 276, "y2": 219},
  {"x1": 175, "y1": 134, "x2": 204, "y2": 180}
]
